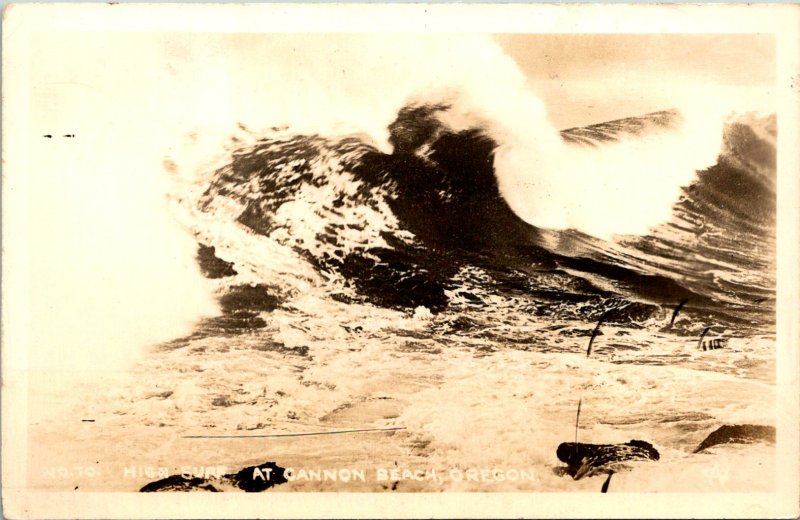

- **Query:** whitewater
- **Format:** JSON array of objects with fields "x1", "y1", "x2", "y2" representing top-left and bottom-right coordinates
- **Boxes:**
[{"x1": 24, "y1": 33, "x2": 776, "y2": 493}]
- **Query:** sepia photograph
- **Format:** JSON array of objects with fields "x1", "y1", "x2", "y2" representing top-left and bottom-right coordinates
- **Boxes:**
[{"x1": 2, "y1": 3, "x2": 799, "y2": 518}]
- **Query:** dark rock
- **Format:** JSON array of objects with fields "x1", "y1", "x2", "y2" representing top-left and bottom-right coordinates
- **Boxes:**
[
  {"x1": 229, "y1": 462, "x2": 288, "y2": 492},
  {"x1": 139, "y1": 462, "x2": 288, "y2": 493},
  {"x1": 140, "y1": 475, "x2": 221, "y2": 492},
  {"x1": 557, "y1": 440, "x2": 660, "y2": 479},
  {"x1": 693, "y1": 424, "x2": 775, "y2": 453}
]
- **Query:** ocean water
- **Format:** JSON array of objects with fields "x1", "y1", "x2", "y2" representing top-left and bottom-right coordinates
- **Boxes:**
[{"x1": 27, "y1": 102, "x2": 776, "y2": 493}]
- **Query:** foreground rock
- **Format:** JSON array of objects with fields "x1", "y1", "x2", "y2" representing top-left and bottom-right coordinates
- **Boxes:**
[
  {"x1": 556, "y1": 440, "x2": 660, "y2": 479},
  {"x1": 693, "y1": 424, "x2": 776, "y2": 453},
  {"x1": 140, "y1": 462, "x2": 287, "y2": 492},
  {"x1": 140, "y1": 475, "x2": 222, "y2": 492}
]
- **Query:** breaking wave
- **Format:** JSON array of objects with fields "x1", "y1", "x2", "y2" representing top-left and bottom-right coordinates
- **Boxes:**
[{"x1": 170, "y1": 100, "x2": 775, "y2": 335}]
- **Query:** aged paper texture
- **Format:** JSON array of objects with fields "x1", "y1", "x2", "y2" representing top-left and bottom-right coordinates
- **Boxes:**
[{"x1": 2, "y1": 3, "x2": 799, "y2": 518}]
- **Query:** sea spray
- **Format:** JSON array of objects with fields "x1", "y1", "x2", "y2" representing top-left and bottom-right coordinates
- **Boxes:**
[{"x1": 23, "y1": 32, "x2": 771, "y2": 376}]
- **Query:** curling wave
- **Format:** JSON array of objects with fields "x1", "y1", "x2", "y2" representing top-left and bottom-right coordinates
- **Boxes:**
[{"x1": 172, "y1": 103, "x2": 775, "y2": 334}]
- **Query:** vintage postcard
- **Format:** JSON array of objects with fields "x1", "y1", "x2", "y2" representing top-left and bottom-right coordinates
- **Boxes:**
[{"x1": 2, "y1": 3, "x2": 799, "y2": 518}]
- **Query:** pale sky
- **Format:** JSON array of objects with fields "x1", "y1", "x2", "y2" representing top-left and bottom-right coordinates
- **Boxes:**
[{"x1": 495, "y1": 34, "x2": 776, "y2": 128}]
